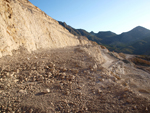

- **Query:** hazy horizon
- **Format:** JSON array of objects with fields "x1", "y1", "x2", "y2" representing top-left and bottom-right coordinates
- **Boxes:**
[{"x1": 29, "y1": 0, "x2": 150, "y2": 34}]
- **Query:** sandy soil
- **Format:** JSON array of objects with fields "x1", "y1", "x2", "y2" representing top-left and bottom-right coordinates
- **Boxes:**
[{"x1": 0, "y1": 45, "x2": 150, "y2": 113}]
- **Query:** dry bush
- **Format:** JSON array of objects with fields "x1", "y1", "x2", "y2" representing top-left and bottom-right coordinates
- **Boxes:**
[
  {"x1": 100, "y1": 45, "x2": 107, "y2": 49},
  {"x1": 90, "y1": 41, "x2": 98, "y2": 45},
  {"x1": 138, "y1": 55, "x2": 150, "y2": 61},
  {"x1": 119, "y1": 53, "x2": 126, "y2": 59},
  {"x1": 130, "y1": 57, "x2": 150, "y2": 66}
]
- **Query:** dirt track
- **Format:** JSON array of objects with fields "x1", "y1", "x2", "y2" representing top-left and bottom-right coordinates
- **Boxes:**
[{"x1": 0, "y1": 45, "x2": 150, "y2": 113}]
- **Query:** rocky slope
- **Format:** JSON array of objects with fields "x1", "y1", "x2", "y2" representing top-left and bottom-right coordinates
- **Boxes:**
[
  {"x1": 0, "y1": 0, "x2": 92, "y2": 57},
  {"x1": 0, "y1": 0, "x2": 150, "y2": 113},
  {"x1": 0, "y1": 45, "x2": 150, "y2": 113}
]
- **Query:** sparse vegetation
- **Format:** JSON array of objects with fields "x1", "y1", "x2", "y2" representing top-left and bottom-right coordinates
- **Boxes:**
[
  {"x1": 100, "y1": 45, "x2": 107, "y2": 49},
  {"x1": 119, "y1": 52, "x2": 126, "y2": 59},
  {"x1": 138, "y1": 55, "x2": 150, "y2": 61},
  {"x1": 130, "y1": 57, "x2": 150, "y2": 66}
]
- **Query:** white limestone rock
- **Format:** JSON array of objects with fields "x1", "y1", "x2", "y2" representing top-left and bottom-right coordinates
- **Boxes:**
[{"x1": 0, "y1": 0, "x2": 82, "y2": 57}]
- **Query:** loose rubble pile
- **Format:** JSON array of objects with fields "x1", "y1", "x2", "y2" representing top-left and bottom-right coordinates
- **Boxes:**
[{"x1": 0, "y1": 46, "x2": 150, "y2": 113}]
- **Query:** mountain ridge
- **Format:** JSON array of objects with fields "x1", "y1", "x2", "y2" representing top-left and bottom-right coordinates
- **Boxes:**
[{"x1": 59, "y1": 21, "x2": 150, "y2": 55}]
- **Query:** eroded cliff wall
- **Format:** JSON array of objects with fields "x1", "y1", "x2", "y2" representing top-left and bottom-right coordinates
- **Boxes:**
[{"x1": 0, "y1": 0, "x2": 84, "y2": 57}]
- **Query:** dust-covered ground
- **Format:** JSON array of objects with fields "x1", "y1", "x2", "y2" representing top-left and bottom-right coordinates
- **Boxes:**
[{"x1": 0, "y1": 45, "x2": 150, "y2": 113}]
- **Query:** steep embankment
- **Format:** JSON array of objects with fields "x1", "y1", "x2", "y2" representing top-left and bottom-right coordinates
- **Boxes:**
[
  {"x1": 0, "y1": 0, "x2": 92, "y2": 57},
  {"x1": 101, "y1": 50, "x2": 150, "y2": 102}
]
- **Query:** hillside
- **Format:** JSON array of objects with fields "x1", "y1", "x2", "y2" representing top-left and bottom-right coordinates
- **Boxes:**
[
  {"x1": 58, "y1": 21, "x2": 103, "y2": 44},
  {"x1": 105, "y1": 26, "x2": 150, "y2": 44},
  {"x1": 106, "y1": 26, "x2": 150, "y2": 54},
  {"x1": 0, "y1": 0, "x2": 92, "y2": 58},
  {"x1": 129, "y1": 36, "x2": 150, "y2": 55},
  {"x1": 59, "y1": 21, "x2": 150, "y2": 55},
  {"x1": 1, "y1": 0, "x2": 150, "y2": 113}
]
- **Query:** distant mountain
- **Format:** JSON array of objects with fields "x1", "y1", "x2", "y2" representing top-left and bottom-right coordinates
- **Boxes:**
[
  {"x1": 58, "y1": 21, "x2": 150, "y2": 55},
  {"x1": 106, "y1": 26, "x2": 150, "y2": 54},
  {"x1": 96, "y1": 31, "x2": 117, "y2": 39},
  {"x1": 58, "y1": 21, "x2": 101, "y2": 43},
  {"x1": 58, "y1": 22, "x2": 82, "y2": 36},
  {"x1": 131, "y1": 36, "x2": 150, "y2": 55},
  {"x1": 58, "y1": 21, "x2": 117, "y2": 44},
  {"x1": 109, "y1": 26, "x2": 150, "y2": 44}
]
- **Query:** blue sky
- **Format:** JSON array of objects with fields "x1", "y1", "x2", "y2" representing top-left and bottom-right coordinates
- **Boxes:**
[{"x1": 29, "y1": 0, "x2": 150, "y2": 34}]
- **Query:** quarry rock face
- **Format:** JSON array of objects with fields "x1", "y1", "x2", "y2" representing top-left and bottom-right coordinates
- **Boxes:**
[{"x1": 0, "y1": 0, "x2": 90, "y2": 57}]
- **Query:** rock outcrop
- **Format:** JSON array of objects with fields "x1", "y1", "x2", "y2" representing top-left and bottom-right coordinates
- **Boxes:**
[{"x1": 0, "y1": 0, "x2": 90, "y2": 57}]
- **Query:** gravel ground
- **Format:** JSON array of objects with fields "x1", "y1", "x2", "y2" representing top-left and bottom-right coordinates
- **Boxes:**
[{"x1": 0, "y1": 45, "x2": 150, "y2": 113}]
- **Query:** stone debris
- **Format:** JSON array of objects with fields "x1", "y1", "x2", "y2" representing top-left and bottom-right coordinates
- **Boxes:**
[
  {"x1": 43, "y1": 88, "x2": 50, "y2": 94},
  {"x1": 0, "y1": 45, "x2": 150, "y2": 113},
  {"x1": 19, "y1": 90, "x2": 27, "y2": 94}
]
